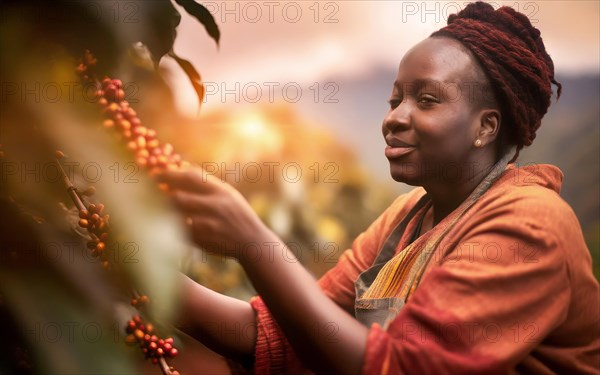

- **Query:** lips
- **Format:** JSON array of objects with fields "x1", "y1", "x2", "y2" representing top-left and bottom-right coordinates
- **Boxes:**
[{"x1": 384, "y1": 138, "x2": 416, "y2": 158}]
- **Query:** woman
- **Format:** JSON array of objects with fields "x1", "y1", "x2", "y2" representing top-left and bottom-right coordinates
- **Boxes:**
[{"x1": 158, "y1": 2, "x2": 600, "y2": 374}]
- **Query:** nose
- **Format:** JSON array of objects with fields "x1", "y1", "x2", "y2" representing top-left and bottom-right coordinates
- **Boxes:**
[{"x1": 382, "y1": 100, "x2": 411, "y2": 136}]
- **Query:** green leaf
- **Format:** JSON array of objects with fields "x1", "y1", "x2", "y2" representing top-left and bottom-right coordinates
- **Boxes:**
[{"x1": 174, "y1": 0, "x2": 220, "y2": 46}]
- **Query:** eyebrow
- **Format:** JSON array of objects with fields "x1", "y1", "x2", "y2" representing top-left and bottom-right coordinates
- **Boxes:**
[{"x1": 393, "y1": 78, "x2": 444, "y2": 92}]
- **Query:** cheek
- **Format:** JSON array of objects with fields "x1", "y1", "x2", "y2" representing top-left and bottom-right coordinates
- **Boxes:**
[{"x1": 416, "y1": 112, "x2": 475, "y2": 154}]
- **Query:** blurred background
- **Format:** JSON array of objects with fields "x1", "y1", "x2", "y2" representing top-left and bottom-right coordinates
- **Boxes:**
[
  {"x1": 164, "y1": 0, "x2": 599, "y2": 280},
  {"x1": 1, "y1": 1, "x2": 598, "y2": 374}
]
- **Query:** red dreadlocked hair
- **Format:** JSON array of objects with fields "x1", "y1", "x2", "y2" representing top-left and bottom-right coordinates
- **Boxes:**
[{"x1": 431, "y1": 1, "x2": 562, "y2": 162}]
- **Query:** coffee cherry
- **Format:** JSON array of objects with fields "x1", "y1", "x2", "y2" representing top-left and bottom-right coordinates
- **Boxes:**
[
  {"x1": 115, "y1": 89, "x2": 125, "y2": 102},
  {"x1": 118, "y1": 119, "x2": 131, "y2": 131},
  {"x1": 136, "y1": 136, "x2": 146, "y2": 149},
  {"x1": 126, "y1": 321, "x2": 136, "y2": 333},
  {"x1": 79, "y1": 210, "x2": 89, "y2": 219},
  {"x1": 147, "y1": 139, "x2": 159, "y2": 149},
  {"x1": 138, "y1": 295, "x2": 149, "y2": 304},
  {"x1": 78, "y1": 219, "x2": 89, "y2": 228},
  {"x1": 133, "y1": 329, "x2": 144, "y2": 340},
  {"x1": 106, "y1": 102, "x2": 119, "y2": 115},
  {"x1": 169, "y1": 348, "x2": 179, "y2": 358},
  {"x1": 81, "y1": 186, "x2": 96, "y2": 196},
  {"x1": 136, "y1": 157, "x2": 148, "y2": 167},
  {"x1": 133, "y1": 126, "x2": 147, "y2": 137},
  {"x1": 130, "y1": 117, "x2": 141, "y2": 127},
  {"x1": 125, "y1": 334, "x2": 137, "y2": 344},
  {"x1": 103, "y1": 119, "x2": 115, "y2": 128},
  {"x1": 97, "y1": 97, "x2": 108, "y2": 107}
]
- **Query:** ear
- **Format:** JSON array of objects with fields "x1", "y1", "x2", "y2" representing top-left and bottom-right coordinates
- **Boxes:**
[{"x1": 476, "y1": 109, "x2": 501, "y2": 145}]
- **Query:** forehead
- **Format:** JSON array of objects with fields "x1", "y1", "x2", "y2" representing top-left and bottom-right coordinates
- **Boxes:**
[{"x1": 395, "y1": 37, "x2": 478, "y2": 86}]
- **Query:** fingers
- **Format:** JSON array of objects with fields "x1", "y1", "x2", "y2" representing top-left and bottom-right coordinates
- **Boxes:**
[
  {"x1": 155, "y1": 168, "x2": 222, "y2": 193},
  {"x1": 170, "y1": 189, "x2": 214, "y2": 214}
]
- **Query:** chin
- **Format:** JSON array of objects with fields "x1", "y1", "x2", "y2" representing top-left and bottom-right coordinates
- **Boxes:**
[{"x1": 389, "y1": 164, "x2": 422, "y2": 186}]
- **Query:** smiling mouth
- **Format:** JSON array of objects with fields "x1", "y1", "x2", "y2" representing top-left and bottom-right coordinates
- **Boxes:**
[{"x1": 385, "y1": 145, "x2": 415, "y2": 158}]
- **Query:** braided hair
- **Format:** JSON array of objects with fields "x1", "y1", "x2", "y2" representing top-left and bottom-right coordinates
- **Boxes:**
[{"x1": 431, "y1": 1, "x2": 562, "y2": 162}]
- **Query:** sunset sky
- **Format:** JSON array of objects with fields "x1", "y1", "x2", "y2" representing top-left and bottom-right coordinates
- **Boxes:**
[{"x1": 163, "y1": 0, "x2": 599, "y2": 184}]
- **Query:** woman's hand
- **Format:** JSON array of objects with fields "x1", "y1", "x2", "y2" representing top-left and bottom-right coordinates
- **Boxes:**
[{"x1": 156, "y1": 167, "x2": 271, "y2": 259}]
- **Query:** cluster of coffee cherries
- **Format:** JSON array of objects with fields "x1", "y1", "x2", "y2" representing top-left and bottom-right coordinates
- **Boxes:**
[
  {"x1": 125, "y1": 315, "x2": 180, "y2": 366},
  {"x1": 78, "y1": 202, "x2": 111, "y2": 269},
  {"x1": 98, "y1": 89, "x2": 185, "y2": 171},
  {"x1": 76, "y1": 50, "x2": 186, "y2": 171}
]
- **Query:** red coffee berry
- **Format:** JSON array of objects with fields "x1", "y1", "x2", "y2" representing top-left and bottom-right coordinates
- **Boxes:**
[{"x1": 133, "y1": 329, "x2": 144, "y2": 340}]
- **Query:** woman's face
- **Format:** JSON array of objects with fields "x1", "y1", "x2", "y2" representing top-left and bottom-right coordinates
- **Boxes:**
[{"x1": 382, "y1": 37, "x2": 490, "y2": 186}]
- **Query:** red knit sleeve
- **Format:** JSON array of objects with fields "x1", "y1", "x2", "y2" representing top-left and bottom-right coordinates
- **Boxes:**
[{"x1": 249, "y1": 296, "x2": 304, "y2": 374}]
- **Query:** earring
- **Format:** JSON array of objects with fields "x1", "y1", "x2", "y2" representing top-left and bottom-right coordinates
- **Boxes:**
[{"x1": 474, "y1": 139, "x2": 482, "y2": 148}]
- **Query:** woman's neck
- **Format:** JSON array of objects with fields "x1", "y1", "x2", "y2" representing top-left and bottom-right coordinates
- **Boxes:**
[{"x1": 423, "y1": 158, "x2": 495, "y2": 226}]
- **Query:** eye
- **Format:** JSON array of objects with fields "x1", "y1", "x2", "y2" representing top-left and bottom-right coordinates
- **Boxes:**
[{"x1": 418, "y1": 94, "x2": 439, "y2": 105}]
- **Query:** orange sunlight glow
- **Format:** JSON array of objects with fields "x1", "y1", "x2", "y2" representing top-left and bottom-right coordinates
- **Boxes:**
[{"x1": 217, "y1": 113, "x2": 284, "y2": 162}]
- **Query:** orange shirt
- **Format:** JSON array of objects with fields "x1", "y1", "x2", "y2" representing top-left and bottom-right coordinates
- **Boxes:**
[{"x1": 249, "y1": 164, "x2": 600, "y2": 374}]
